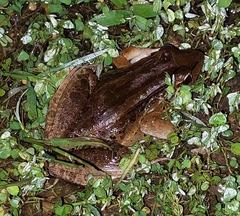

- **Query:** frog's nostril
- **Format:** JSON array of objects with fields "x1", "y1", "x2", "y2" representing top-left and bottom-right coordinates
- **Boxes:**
[{"x1": 160, "y1": 50, "x2": 172, "y2": 63}]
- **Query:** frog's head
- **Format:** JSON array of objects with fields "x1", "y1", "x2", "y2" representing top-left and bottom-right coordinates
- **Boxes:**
[{"x1": 157, "y1": 45, "x2": 204, "y2": 84}]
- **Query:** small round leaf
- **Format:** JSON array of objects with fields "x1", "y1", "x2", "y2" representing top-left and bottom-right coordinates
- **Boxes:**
[
  {"x1": 218, "y1": 0, "x2": 232, "y2": 8},
  {"x1": 7, "y1": 186, "x2": 19, "y2": 196},
  {"x1": 17, "y1": 50, "x2": 29, "y2": 62},
  {"x1": 209, "y1": 112, "x2": 227, "y2": 125}
]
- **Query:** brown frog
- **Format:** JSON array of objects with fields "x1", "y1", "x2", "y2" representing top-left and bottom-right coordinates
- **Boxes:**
[{"x1": 45, "y1": 45, "x2": 204, "y2": 185}]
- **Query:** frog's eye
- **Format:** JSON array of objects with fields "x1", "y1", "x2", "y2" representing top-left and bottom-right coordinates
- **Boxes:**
[
  {"x1": 175, "y1": 71, "x2": 192, "y2": 86},
  {"x1": 183, "y1": 74, "x2": 192, "y2": 84}
]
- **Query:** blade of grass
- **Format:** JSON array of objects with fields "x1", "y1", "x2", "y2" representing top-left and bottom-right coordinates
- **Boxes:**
[
  {"x1": 50, "y1": 137, "x2": 112, "y2": 150},
  {"x1": 49, "y1": 48, "x2": 110, "y2": 73},
  {"x1": 2, "y1": 49, "x2": 110, "y2": 80},
  {"x1": 14, "y1": 89, "x2": 28, "y2": 130},
  {"x1": 114, "y1": 148, "x2": 141, "y2": 190},
  {"x1": 23, "y1": 137, "x2": 112, "y2": 170}
]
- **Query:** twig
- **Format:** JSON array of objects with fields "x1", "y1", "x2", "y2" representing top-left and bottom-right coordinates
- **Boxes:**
[{"x1": 114, "y1": 148, "x2": 141, "y2": 190}]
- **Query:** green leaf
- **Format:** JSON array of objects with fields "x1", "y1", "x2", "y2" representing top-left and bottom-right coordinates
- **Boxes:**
[
  {"x1": 91, "y1": 10, "x2": 131, "y2": 27},
  {"x1": 48, "y1": 4, "x2": 64, "y2": 15},
  {"x1": 187, "y1": 185, "x2": 196, "y2": 196},
  {"x1": 222, "y1": 187, "x2": 237, "y2": 202},
  {"x1": 104, "y1": 54, "x2": 112, "y2": 66},
  {"x1": 209, "y1": 112, "x2": 227, "y2": 125},
  {"x1": 132, "y1": 4, "x2": 158, "y2": 18},
  {"x1": 230, "y1": 157, "x2": 238, "y2": 168},
  {"x1": 9, "y1": 197, "x2": 20, "y2": 208},
  {"x1": 0, "y1": 14, "x2": 9, "y2": 26},
  {"x1": 0, "y1": 190, "x2": 8, "y2": 203},
  {"x1": 50, "y1": 137, "x2": 111, "y2": 149},
  {"x1": 175, "y1": 9, "x2": 184, "y2": 20},
  {"x1": 60, "y1": 0, "x2": 71, "y2": 5},
  {"x1": 230, "y1": 143, "x2": 240, "y2": 156},
  {"x1": 218, "y1": 0, "x2": 232, "y2": 8},
  {"x1": 119, "y1": 182, "x2": 131, "y2": 192},
  {"x1": 60, "y1": 53, "x2": 72, "y2": 63},
  {"x1": 201, "y1": 182, "x2": 209, "y2": 191},
  {"x1": 146, "y1": 145, "x2": 158, "y2": 160},
  {"x1": 87, "y1": 205, "x2": 101, "y2": 216},
  {"x1": 227, "y1": 92, "x2": 240, "y2": 113},
  {"x1": 55, "y1": 204, "x2": 73, "y2": 216},
  {"x1": 0, "y1": 149, "x2": 11, "y2": 159},
  {"x1": 119, "y1": 157, "x2": 131, "y2": 170},
  {"x1": 154, "y1": 25, "x2": 164, "y2": 40},
  {"x1": 83, "y1": 25, "x2": 94, "y2": 39},
  {"x1": 26, "y1": 82, "x2": 37, "y2": 119},
  {"x1": 110, "y1": 0, "x2": 126, "y2": 8},
  {"x1": 221, "y1": 129, "x2": 233, "y2": 137},
  {"x1": 225, "y1": 200, "x2": 240, "y2": 214},
  {"x1": 75, "y1": 19, "x2": 84, "y2": 31},
  {"x1": 10, "y1": 121, "x2": 21, "y2": 130},
  {"x1": 94, "y1": 186, "x2": 107, "y2": 199},
  {"x1": 232, "y1": 47, "x2": 240, "y2": 58},
  {"x1": 163, "y1": 1, "x2": 172, "y2": 10},
  {"x1": 211, "y1": 176, "x2": 221, "y2": 184},
  {"x1": 165, "y1": 72, "x2": 172, "y2": 85},
  {"x1": 11, "y1": 149, "x2": 19, "y2": 159},
  {"x1": 0, "y1": 0, "x2": 8, "y2": 6},
  {"x1": 166, "y1": 85, "x2": 174, "y2": 99},
  {"x1": 153, "y1": 0, "x2": 162, "y2": 12},
  {"x1": 7, "y1": 186, "x2": 19, "y2": 196},
  {"x1": 138, "y1": 154, "x2": 147, "y2": 164},
  {"x1": 2, "y1": 57, "x2": 11, "y2": 72},
  {"x1": 211, "y1": 39, "x2": 223, "y2": 50},
  {"x1": 0, "y1": 88, "x2": 5, "y2": 96},
  {"x1": 167, "y1": 132, "x2": 179, "y2": 144},
  {"x1": 167, "y1": 8, "x2": 175, "y2": 22},
  {"x1": 0, "y1": 168, "x2": 8, "y2": 179},
  {"x1": 168, "y1": 159, "x2": 176, "y2": 171},
  {"x1": 17, "y1": 50, "x2": 29, "y2": 62},
  {"x1": 222, "y1": 70, "x2": 236, "y2": 83},
  {"x1": 135, "y1": 15, "x2": 148, "y2": 31},
  {"x1": 182, "y1": 158, "x2": 191, "y2": 169},
  {"x1": 9, "y1": 2, "x2": 22, "y2": 13},
  {"x1": 179, "y1": 85, "x2": 192, "y2": 104}
]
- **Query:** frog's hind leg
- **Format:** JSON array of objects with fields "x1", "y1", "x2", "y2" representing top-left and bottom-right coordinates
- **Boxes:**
[{"x1": 45, "y1": 67, "x2": 98, "y2": 139}]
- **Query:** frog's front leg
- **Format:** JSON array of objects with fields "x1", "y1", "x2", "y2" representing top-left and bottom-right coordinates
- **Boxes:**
[
  {"x1": 45, "y1": 67, "x2": 98, "y2": 139},
  {"x1": 119, "y1": 109, "x2": 174, "y2": 146},
  {"x1": 113, "y1": 46, "x2": 160, "y2": 68}
]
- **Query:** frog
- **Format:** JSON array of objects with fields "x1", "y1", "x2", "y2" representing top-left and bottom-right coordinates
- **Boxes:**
[{"x1": 45, "y1": 45, "x2": 204, "y2": 185}]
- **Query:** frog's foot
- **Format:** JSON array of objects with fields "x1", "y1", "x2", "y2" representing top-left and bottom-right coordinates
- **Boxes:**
[
  {"x1": 47, "y1": 146, "x2": 125, "y2": 186},
  {"x1": 121, "y1": 46, "x2": 160, "y2": 63},
  {"x1": 113, "y1": 46, "x2": 160, "y2": 68},
  {"x1": 118, "y1": 119, "x2": 146, "y2": 147},
  {"x1": 48, "y1": 162, "x2": 107, "y2": 186},
  {"x1": 140, "y1": 111, "x2": 174, "y2": 140}
]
